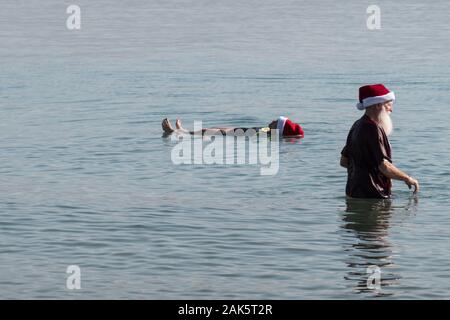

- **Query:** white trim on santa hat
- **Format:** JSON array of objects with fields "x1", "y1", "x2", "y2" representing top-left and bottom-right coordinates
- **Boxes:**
[
  {"x1": 356, "y1": 91, "x2": 395, "y2": 110},
  {"x1": 277, "y1": 116, "x2": 288, "y2": 135}
]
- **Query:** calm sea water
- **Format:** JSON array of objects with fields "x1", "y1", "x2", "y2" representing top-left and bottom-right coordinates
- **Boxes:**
[{"x1": 1, "y1": 0, "x2": 450, "y2": 299}]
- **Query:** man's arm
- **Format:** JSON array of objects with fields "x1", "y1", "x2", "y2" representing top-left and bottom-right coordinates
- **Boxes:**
[
  {"x1": 378, "y1": 159, "x2": 420, "y2": 194},
  {"x1": 340, "y1": 155, "x2": 349, "y2": 168}
]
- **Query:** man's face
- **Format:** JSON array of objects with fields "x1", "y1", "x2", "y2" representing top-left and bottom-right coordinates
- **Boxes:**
[
  {"x1": 383, "y1": 101, "x2": 393, "y2": 113},
  {"x1": 268, "y1": 120, "x2": 277, "y2": 129},
  {"x1": 379, "y1": 101, "x2": 394, "y2": 136}
]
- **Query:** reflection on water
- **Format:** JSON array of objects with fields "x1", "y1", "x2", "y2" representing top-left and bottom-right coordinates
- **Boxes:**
[{"x1": 340, "y1": 197, "x2": 418, "y2": 297}]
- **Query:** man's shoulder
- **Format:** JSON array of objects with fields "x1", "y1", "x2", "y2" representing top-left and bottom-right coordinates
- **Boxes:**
[
  {"x1": 350, "y1": 116, "x2": 383, "y2": 143},
  {"x1": 353, "y1": 115, "x2": 378, "y2": 131}
]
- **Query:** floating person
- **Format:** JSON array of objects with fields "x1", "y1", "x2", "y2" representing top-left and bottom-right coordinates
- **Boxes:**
[
  {"x1": 340, "y1": 84, "x2": 419, "y2": 198},
  {"x1": 161, "y1": 116, "x2": 304, "y2": 138}
]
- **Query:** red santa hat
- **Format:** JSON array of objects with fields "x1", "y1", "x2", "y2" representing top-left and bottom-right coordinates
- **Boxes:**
[
  {"x1": 356, "y1": 84, "x2": 395, "y2": 110},
  {"x1": 277, "y1": 116, "x2": 304, "y2": 137}
]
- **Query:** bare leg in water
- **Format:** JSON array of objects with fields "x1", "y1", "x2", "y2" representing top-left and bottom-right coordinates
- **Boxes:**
[
  {"x1": 162, "y1": 118, "x2": 229, "y2": 135},
  {"x1": 162, "y1": 118, "x2": 191, "y2": 135},
  {"x1": 162, "y1": 118, "x2": 271, "y2": 135},
  {"x1": 175, "y1": 119, "x2": 189, "y2": 132}
]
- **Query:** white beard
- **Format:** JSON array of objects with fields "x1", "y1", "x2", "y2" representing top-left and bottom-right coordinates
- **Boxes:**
[{"x1": 379, "y1": 109, "x2": 393, "y2": 136}]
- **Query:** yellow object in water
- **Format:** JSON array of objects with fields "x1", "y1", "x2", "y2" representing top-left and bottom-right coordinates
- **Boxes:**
[{"x1": 260, "y1": 127, "x2": 270, "y2": 133}]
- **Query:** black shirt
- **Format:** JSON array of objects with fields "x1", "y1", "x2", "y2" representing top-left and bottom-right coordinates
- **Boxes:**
[{"x1": 341, "y1": 115, "x2": 392, "y2": 198}]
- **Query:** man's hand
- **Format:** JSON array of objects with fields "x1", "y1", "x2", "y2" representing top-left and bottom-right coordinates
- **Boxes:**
[
  {"x1": 378, "y1": 160, "x2": 420, "y2": 195},
  {"x1": 405, "y1": 176, "x2": 420, "y2": 195}
]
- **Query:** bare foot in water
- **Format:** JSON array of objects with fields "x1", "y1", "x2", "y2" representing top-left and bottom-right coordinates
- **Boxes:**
[
  {"x1": 162, "y1": 118, "x2": 175, "y2": 134},
  {"x1": 175, "y1": 119, "x2": 182, "y2": 130}
]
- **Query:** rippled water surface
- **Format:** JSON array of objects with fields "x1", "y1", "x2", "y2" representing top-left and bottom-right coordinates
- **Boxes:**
[{"x1": 1, "y1": 0, "x2": 450, "y2": 299}]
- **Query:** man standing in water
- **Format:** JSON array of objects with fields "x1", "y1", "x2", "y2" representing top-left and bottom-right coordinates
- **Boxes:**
[{"x1": 340, "y1": 84, "x2": 419, "y2": 198}]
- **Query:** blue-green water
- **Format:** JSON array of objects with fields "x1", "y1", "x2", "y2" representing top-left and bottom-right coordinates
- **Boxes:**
[{"x1": 1, "y1": 0, "x2": 450, "y2": 299}]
